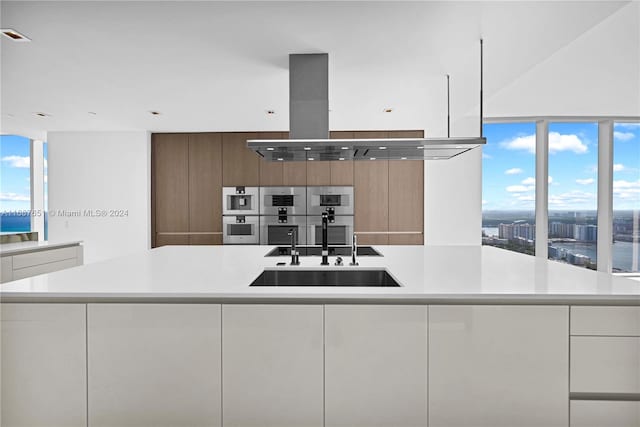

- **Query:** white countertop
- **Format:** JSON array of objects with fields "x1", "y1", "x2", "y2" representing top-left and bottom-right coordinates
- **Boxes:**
[
  {"x1": 0, "y1": 240, "x2": 83, "y2": 256},
  {"x1": 1, "y1": 245, "x2": 639, "y2": 304}
]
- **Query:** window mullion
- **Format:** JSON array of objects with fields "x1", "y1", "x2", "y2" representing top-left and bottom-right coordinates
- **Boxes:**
[
  {"x1": 597, "y1": 120, "x2": 613, "y2": 273},
  {"x1": 535, "y1": 120, "x2": 549, "y2": 258}
]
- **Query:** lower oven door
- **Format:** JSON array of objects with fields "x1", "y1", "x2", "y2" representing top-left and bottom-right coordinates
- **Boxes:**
[
  {"x1": 223, "y1": 216, "x2": 259, "y2": 244},
  {"x1": 307, "y1": 215, "x2": 353, "y2": 246},
  {"x1": 260, "y1": 216, "x2": 307, "y2": 246}
]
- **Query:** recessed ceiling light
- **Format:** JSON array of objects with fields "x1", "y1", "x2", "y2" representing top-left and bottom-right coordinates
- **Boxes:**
[
  {"x1": 455, "y1": 146, "x2": 463, "y2": 149},
  {"x1": 379, "y1": 146, "x2": 387, "y2": 150},
  {"x1": 149, "y1": 111, "x2": 161, "y2": 116},
  {"x1": 304, "y1": 147, "x2": 311, "y2": 151},
  {"x1": 370, "y1": 157, "x2": 376, "y2": 160},
  {"x1": 308, "y1": 158, "x2": 314, "y2": 161},
  {"x1": 401, "y1": 157, "x2": 407, "y2": 160},
  {"x1": 1, "y1": 29, "x2": 30, "y2": 42},
  {"x1": 341, "y1": 147, "x2": 349, "y2": 150},
  {"x1": 383, "y1": 108, "x2": 393, "y2": 113},
  {"x1": 277, "y1": 158, "x2": 283, "y2": 161},
  {"x1": 33, "y1": 112, "x2": 50, "y2": 118},
  {"x1": 267, "y1": 147, "x2": 275, "y2": 151},
  {"x1": 338, "y1": 157, "x2": 345, "y2": 161},
  {"x1": 416, "y1": 146, "x2": 424, "y2": 149},
  {"x1": 88, "y1": 111, "x2": 97, "y2": 115}
]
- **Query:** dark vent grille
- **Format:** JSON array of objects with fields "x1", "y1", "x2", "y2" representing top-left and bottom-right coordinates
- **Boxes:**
[{"x1": 272, "y1": 195, "x2": 294, "y2": 207}]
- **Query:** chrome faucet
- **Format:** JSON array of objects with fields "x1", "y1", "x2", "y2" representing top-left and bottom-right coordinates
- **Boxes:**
[
  {"x1": 321, "y1": 211, "x2": 329, "y2": 265},
  {"x1": 349, "y1": 232, "x2": 359, "y2": 266},
  {"x1": 288, "y1": 228, "x2": 300, "y2": 265}
]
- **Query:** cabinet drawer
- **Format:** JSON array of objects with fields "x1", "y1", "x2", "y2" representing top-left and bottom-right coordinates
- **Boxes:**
[
  {"x1": 571, "y1": 337, "x2": 640, "y2": 393},
  {"x1": 571, "y1": 307, "x2": 640, "y2": 336},
  {"x1": 12, "y1": 246, "x2": 79, "y2": 269},
  {"x1": 12, "y1": 258, "x2": 80, "y2": 280},
  {"x1": 571, "y1": 401, "x2": 640, "y2": 427}
]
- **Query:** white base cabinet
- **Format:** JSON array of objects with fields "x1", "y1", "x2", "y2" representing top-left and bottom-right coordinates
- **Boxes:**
[
  {"x1": 570, "y1": 401, "x2": 640, "y2": 427},
  {"x1": 87, "y1": 304, "x2": 222, "y2": 427},
  {"x1": 222, "y1": 304, "x2": 324, "y2": 427},
  {"x1": 1, "y1": 303, "x2": 87, "y2": 427},
  {"x1": 428, "y1": 305, "x2": 569, "y2": 427},
  {"x1": 324, "y1": 305, "x2": 428, "y2": 427}
]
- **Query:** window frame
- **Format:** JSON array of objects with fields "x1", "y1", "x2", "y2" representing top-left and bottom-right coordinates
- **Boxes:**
[{"x1": 484, "y1": 116, "x2": 640, "y2": 275}]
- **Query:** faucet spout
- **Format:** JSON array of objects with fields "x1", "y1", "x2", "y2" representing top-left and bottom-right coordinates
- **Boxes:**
[
  {"x1": 350, "y1": 232, "x2": 359, "y2": 266},
  {"x1": 321, "y1": 212, "x2": 329, "y2": 265},
  {"x1": 288, "y1": 228, "x2": 299, "y2": 265}
]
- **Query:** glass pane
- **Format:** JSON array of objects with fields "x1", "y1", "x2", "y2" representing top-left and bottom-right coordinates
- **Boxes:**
[
  {"x1": 482, "y1": 122, "x2": 536, "y2": 255},
  {"x1": 547, "y1": 122, "x2": 598, "y2": 270},
  {"x1": 613, "y1": 122, "x2": 640, "y2": 273},
  {"x1": 0, "y1": 135, "x2": 31, "y2": 233}
]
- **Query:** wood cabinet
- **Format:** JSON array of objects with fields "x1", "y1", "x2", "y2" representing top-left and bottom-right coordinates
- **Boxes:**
[
  {"x1": 307, "y1": 160, "x2": 331, "y2": 185},
  {"x1": 428, "y1": 305, "x2": 569, "y2": 427},
  {"x1": 222, "y1": 132, "x2": 259, "y2": 186},
  {"x1": 88, "y1": 304, "x2": 222, "y2": 427},
  {"x1": 152, "y1": 133, "x2": 223, "y2": 247},
  {"x1": 389, "y1": 159, "x2": 423, "y2": 244},
  {"x1": 325, "y1": 305, "x2": 428, "y2": 427},
  {"x1": 329, "y1": 131, "x2": 354, "y2": 185},
  {"x1": 1, "y1": 304, "x2": 87, "y2": 427},
  {"x1": 222, "y1": 305, "x2": 324, "y2": 427},
  {"x1": 152, "y1": 133, "x2": 189, "y2": 241}
]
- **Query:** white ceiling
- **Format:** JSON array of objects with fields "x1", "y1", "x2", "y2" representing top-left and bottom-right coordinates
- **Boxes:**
[{"x1": 0, "y1": 1, "x2": 632, "y2": 140}]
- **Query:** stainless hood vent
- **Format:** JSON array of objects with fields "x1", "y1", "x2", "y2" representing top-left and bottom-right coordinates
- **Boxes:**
[{"x1": 248, "y1": 45, "x2": 486, "y2": 161}]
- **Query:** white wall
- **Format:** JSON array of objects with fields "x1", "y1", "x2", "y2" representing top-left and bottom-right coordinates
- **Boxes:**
[{"x1": 48, "y1": 131, "x2": 150, "y2": 264}]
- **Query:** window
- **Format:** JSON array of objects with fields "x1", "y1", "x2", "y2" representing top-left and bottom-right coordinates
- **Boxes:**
[
  {"x1": 482, "y1": 122, "x2": 536, "y2": 255},
  {"x1": 0, "y1": 135, "x2": 31, "y2": 233},
  {"x1": 547, "y1": 122, "x2": 598, "y2": 270},
  {"x1": 613, "y1": 122, "x2": 639, "y2": 273}
]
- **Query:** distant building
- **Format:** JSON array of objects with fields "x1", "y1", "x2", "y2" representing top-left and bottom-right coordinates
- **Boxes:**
[
  {"x1": 499, "y1": 222, "x2": 535, "y2": 241},
  {"x1": 574, "y1": 224, "x2": 597, "y2": 242},
  {"x1": 568, "y1": 252, "x2": 590, "y2": 266},
  {"x1": 549, "y1": 222, "x2": 575, "y2": 238}
]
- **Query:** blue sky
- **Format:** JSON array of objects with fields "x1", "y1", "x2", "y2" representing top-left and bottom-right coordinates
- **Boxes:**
[
  {"x1": 482, "y1": 122, "x2": 639, "y2": 211},
  {"x1": 1, "y1": 134, "x2": 32, "y2": 212}
]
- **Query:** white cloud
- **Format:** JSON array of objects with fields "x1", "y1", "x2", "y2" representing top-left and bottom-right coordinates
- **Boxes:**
[
  {"x1": 613, "y1": 179, "x2": 640, "y2": 190},
  {"x1": 613, "y1": 164, "x2": 625, "y2": 172},
  {"x1": 0, "y1": 192, "x2": 30, "y2": 201},
  {"x1": 516, "y1": 195, "x2": 535, "y2": 202},
  {"x1": 506, "y1": 184, "x2": 534, "y2": 193},
  {"x1": 576, "y1": 178, "x2": 595, "y2": 185},
  {"x1": 521, "y1": 177, "x2": 535, "y2": 185},
  {"x1": 482, "y1": 153, "x2": 492, "y2": 159},
  {"x1": 615, "y1": 123, "x2": 640, "y2": 129},
  {"x1": 548, "y1": 176, "x2": 554, "y2": 184},
  {"x1": 482, "y1": 199, "x2": 488, "y2": 205},
  {"x1": 548, "y1": 190, "x2": 596, "y2": 207},
  {"x1": 1, "y1": 155, "x2": 30, "y2": 168},
  {"x1": 614, "y1": 131, "x2": 635, "y2": 141},
  {"x1": 501, "y1": 132, "x2": 588, "y2": 154},
  {"x1": 505, "y1": 168, "x2": 523, "y2": 175}
]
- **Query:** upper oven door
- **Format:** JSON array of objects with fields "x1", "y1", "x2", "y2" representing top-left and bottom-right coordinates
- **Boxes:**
[
  {"x1": 260, "y1": 216, "x2": 307, "y2": 246},
  {"x1": 260, "y1": 187, "x2": 306, "y2": 216},
  {"x1": 307, "y1": 186, "x2": 354, "y2": 216},
  {"x1": 307, "y1": 215, "x2": 353, "y2": 246},
  {"x1": 223, "y1": 187, "x2": 259, "y2": 215}
]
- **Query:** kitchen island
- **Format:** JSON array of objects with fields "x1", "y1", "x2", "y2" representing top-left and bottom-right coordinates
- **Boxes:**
[{"x1": 1, "y1": 245, "x2": 639, "y2": 427}]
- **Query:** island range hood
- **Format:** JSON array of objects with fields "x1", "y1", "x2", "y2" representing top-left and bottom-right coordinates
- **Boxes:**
[{"x1": 248, "y1": 47, "x2": 486, "y2": 161}]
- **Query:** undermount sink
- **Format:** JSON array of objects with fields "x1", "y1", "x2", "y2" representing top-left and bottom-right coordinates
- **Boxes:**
[
  {"x1": 249, "y1": 268, "x2": 400, "y2": 287},
  {"x1": 264, "y1": 246, "x2": 382, "y2": 257}
]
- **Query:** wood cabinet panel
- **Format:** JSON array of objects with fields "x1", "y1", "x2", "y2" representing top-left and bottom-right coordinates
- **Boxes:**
[
  {"x1": 258, "y1": 132, "x2": 285, "y2": 186},
  {"x1": 307, "y1": 161, "x2": 331, "y2": 186},
  {"x1": 155, "y1": 234, "x2": 190, "y2": 246},
  {"x1": 153, "y1": 134, "x2": 189, "y2": 233},
  {"x1": 189, "y1": 133, "x2": 222, "y2": 233},
  {"x1": 389, "y1": 159, "x2": 423, "y2": 245},
  {"x1": 222, "y1": 132, "x2": 259, "y2": 186},
  {"x1": 330, "y1": 131, "x2": 354, "y2": 185},
  {"x1": 189, "y1": 234, "x2": 223, "y2": 245},
  {"x1": 354, "y1": 159, "x2": 389, "y2": 244}
]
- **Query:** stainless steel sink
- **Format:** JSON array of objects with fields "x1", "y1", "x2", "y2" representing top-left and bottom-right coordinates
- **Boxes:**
[
  {"x1": 264, "y1": 246, "x2": 382, "y2": 257},
  {"x1": 249, "y1": 269, "x2": 400, "y2": 287}
]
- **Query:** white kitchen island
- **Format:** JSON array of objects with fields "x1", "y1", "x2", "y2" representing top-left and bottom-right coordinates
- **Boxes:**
[{"x1": 1, "y1": 245, "x2": 639, "y2": 427}]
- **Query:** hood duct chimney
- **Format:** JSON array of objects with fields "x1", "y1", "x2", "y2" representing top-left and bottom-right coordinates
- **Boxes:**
[{"x1": 289, "y1": 53, "x2": 329, "y2": 139}]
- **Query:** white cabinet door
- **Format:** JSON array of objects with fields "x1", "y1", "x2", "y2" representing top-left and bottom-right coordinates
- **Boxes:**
[
  {"x1": 222, "y1": 304, "x2": 323, "y2": 427},
  {"x1": 571, "y1": 401, "x2": 640, "y2": 427},
  {"x1": 429, "y1": 305, "x2": 569, "y2": 427},
  {"x1": 324, "y1": 305, "x2": 428, "y2": 427},
  {"x1": 1, "y1": 303, "x2": 87, "y2": 427},
  {"x1": 88, "y1": 304, "x2": 221, "y2": 427}
]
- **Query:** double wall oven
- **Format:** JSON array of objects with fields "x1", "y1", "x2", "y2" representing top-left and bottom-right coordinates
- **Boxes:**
[
  {"x1": 222, "y1": 187, "x2": 259, "y2": 244},
  {"x1": 222, "y1": 185, "x2": 354, "y2": 246}
]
